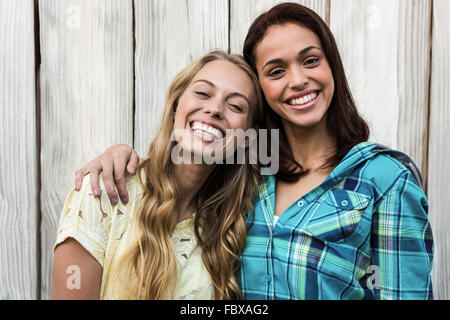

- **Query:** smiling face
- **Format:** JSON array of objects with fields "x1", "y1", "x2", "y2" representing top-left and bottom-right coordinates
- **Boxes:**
[
  {"x1": 173, "y1": 60, "x2": 256, "y2": 160},
  {"x1": 254, "y1": 23, "x2": 335, "y2": 131}
]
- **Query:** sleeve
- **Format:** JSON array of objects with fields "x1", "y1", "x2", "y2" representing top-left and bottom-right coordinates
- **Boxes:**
[
  {"x1": 370, "y1": 171, "x2": 434, "y2": 300},
  {"x1": 54, "y1": 175, "x2": 114, "y2": 267}
]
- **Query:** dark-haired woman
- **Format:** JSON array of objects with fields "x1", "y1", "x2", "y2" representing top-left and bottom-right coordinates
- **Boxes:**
[{"x1": 73, "y1": 3, "x2": 433, "y2": 300}]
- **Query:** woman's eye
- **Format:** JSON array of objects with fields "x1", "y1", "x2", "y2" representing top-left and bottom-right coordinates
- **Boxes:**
[
  {"x1": 229, "y1": 103, "x2": 243, "y2": 112},
  {"x1": 305, "y1": 57, "x2": 320, "y2": 66},
  {"x1": 195, "y1": 91, "x2": 210, "y2": 98},
  {"x1": 268, "y1": 69, "x2": 284, "y2": 78}
]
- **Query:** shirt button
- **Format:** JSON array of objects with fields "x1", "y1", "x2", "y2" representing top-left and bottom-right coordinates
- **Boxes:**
[
  {"x1": 266, "y1": 275, "x2": 272, "y2": 282},
  {"x1": 341, "y1": 200, "x2": 349, "y2": 206},
  {"x1": 297, "y1": 200, "x2": 304, "y2": 208}
]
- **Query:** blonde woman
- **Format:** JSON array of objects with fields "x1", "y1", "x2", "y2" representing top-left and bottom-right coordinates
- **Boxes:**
[{"x1": 51, "y1": 50, "x2": 263, "y2": 300}]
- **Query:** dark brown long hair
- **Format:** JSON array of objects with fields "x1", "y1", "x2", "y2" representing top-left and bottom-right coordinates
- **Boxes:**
[{"x1": 243, "y1": 2, "x2": 370, "y2": 182}]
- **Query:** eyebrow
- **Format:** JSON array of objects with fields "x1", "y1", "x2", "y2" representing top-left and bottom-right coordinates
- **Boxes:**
[
  {"x1": 193, "y1": 79, "x2": 216, "y2": 87},
  {"x1": 262, "y1": 46, "x2": 322, "y2": 70},
  {"x1": 193, "y1": 79, "x2": 251, "y2": 107}
]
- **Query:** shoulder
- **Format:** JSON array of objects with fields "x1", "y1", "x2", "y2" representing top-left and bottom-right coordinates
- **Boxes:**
[
  {"x1": 67, "y1": 171, "x2": 145, "y2": 231},
  {"x1": 55, "y1": 172, "x2": 145, "y2": 262},
  {"x1": 364, "y1": 151, "x2": 413, "y2": 180},
  {"x1": 359, "y1": 146, "x2": 425, "y2": 202},
  {"x1": 79, "y1": 170, "x2": 145, "y2": 205}
]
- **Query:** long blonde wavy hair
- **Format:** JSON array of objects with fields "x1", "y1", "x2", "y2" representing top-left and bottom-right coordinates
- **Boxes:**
[{"x1": 113, "y1": 50, "x2": 263, "y2": 299}]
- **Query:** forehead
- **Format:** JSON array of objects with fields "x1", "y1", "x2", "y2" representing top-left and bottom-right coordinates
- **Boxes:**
[
  {"x1": 255, "y1": 23, "x2": 323, "y2": 66},
  {"x1": 192, "y1": 60, "x2": 255, "y2": 99}
]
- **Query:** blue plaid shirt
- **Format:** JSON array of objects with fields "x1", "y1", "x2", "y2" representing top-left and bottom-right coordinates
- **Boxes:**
[{"x1": 239, "y1": 142, "x2": 433, "y2": 299}]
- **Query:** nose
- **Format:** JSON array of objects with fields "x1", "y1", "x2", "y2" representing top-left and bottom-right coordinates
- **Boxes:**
[
  {"x1": 288, "y1": 66, "x2": 309, "y2": 90},
  {"x1": 203, "y1": 98, "x2": 224, "y2": 120}
]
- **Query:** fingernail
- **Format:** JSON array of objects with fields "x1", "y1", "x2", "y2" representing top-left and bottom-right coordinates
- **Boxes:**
[
  {"x1": 122, "y1": 196, "x2": 128, "y2": 203},
  {"x1": 130, "y1": 167, "x2": 136, "y2": 174},
  {"x1": 111, "y1": 197, "x2": 118, "y2": 205},
  {"x1": 94, "y1": 188, "x2": 100, "y2": 197}
]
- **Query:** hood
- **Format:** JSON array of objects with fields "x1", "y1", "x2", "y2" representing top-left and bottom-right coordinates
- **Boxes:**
[
  {"x1": 329, "y1": 142, "x2": 378, "y2": 179},
  {"x1": 329, "y1": 142, "x2": 423, "y2": 189}
]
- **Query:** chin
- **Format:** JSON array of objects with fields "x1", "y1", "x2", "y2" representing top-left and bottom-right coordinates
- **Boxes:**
[
  {"x1": 284, "y1": 113, "x2": 327, "y2": 129},
  {"x1": 176, "y1": 140, "x2": 225, "y2": 165}
]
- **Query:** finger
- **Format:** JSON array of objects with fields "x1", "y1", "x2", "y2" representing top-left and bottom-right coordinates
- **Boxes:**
[
  {"x1": 126, "y1": 150, "x2": 140, "y2": 175},
  {"x1": 89, "y1": 168, "x2": 101, "y2": 198},
  {"x1": 101, "y1": 157, "x2": 119, "y2": 205},
  {"x1": 74, "y1": 168, "x2": 88, "y2": 191},
  {"x1": 113, "y1": 158, "x2": 129, "y2": 204}
]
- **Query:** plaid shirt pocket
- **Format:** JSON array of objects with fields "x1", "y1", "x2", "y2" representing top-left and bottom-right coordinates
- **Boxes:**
[{"x1": 305, "y1": 189, "x2": 372, "y2": 243}]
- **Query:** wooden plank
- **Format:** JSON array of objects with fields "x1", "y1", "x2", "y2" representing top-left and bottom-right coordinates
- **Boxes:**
[
  {"x1": 329, "y1": 0, "x2": 430, "y2": 170},
  {"x1": 330, "y1": 0, "x2": 401, "y2": 150},
  {"x1": 0, "y1": 0, "x2": 38, "y2": 299},
  {"x1": 134, "y1": 0, "x2": 229, "y2": 156},
  {"x1": 428, "y1": 0, "x2": 450, "y2": 300},
  {"x1": 395, "y1": 0, "x2": 431, "y2": 175},
  {"x1": 230, "y1": 0, "x2": 328, "y2": 55},
  {"x1": 39, "y1": 0, "x2": 134, "y2": 299}
]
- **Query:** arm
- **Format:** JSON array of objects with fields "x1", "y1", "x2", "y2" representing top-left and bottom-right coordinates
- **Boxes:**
[
  {"x1": 53, "y1": 173, "x2": 116, "y2": 299},
  {"x1": 51, "y1": 238, "x2": 102, "y2": 300},
  {"x1": 74, "y1": 144, "x2": 139, "y2": 204},
  {"x1": 371, "y1": 171, "x2": 434, "y2": 300}
]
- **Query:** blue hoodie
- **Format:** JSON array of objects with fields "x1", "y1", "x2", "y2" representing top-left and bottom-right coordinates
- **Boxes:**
[{"x1": 239, "y1": 142, "x2": 434, "y2": 300}]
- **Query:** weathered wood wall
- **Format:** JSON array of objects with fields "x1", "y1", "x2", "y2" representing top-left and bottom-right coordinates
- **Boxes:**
[
  {"x1": 0, "y1": 0, "x2": 38, "y2": 300},
  {"x1": 38, "y1": 0, "x2": 134, "y2": 297},
  {"x1": 0, "y1": 0, "x2": 448, "y2": 300},
  {"x1": 134, "y1": 0, "x2": 229, "y2": 156},
  {"x1": 428, "y1": 0, "x2": 450, "y2": 301}
]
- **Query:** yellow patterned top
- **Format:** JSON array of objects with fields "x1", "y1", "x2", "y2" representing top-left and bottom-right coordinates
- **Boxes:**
[{"x1": 54, "y1": 172, "x2": 214, "y2": 299}]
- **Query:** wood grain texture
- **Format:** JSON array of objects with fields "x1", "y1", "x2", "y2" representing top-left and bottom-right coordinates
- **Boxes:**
[
  {"x1": 331, "y1": 0, "x2": 400, "y2": 150},
  {"x1": 0, "y1": 0, "x2": 448, "y2": 301},
  {"x1": 0, "y1": 0, "x2": 38, "y2": 299},
  {"x1": 134, "y1": 0, "x2": 229, "y2": 156},
  {"x1": 230, "y1": 0, "x2": 328, "y2": 55},
  {"x1": 396, "y1": 0, "x2": 431, "y2": 171},
  {"x1": 39, "y1": 0, "x2": 133, "y2": 299},
  {"x1": 330, "y1": 0, "x2": 430, "y2": 169},
  {"x1": 428, "y1": 0, "x2": 450, "y2": 300}
]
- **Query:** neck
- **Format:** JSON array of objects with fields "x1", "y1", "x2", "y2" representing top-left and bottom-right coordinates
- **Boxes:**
[
  {"x1": 174, "y1": 162, "x2": 215, "y2": 220},
  {"x1": 282, "y1": 117, "x2": 336, "y2": 171}
]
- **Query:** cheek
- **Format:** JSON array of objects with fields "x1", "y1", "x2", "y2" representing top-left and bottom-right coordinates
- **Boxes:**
[
  {"x1": 323, "y1": 74, "x2": 335, "y2": 106},
  {"x1": 261, "y1": 81, "x2": 281, "y2": 103},
  {"x1": 328, "y1": 81, "x2": 335, "y2": 101},
  {"x1": 319, "y1": 65, "x2": 334, "y2": 93},
  {"x1": 173, "y1": 104, "x2": 188, "y2": 129},
  {"x1": 173, "y1": 94, "x2": 194, "y2": 124},
  {"x1": 176, "y1": 94, "x2": 188, "y2": 112},
  {"x1": 228, "y1": 113, "x2": 251, "y2": 131}
]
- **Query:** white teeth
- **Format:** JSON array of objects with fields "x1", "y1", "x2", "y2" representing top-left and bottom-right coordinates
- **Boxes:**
[
  {"x1": 191, "y1": 121, "x2": 223, "y2": 139},
  {"x1": 193, "y1": 130, "x2": 214, "y2": 141},
  {"x1": 288, "y1": 92, "x2": 318, "y2": 106}
]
